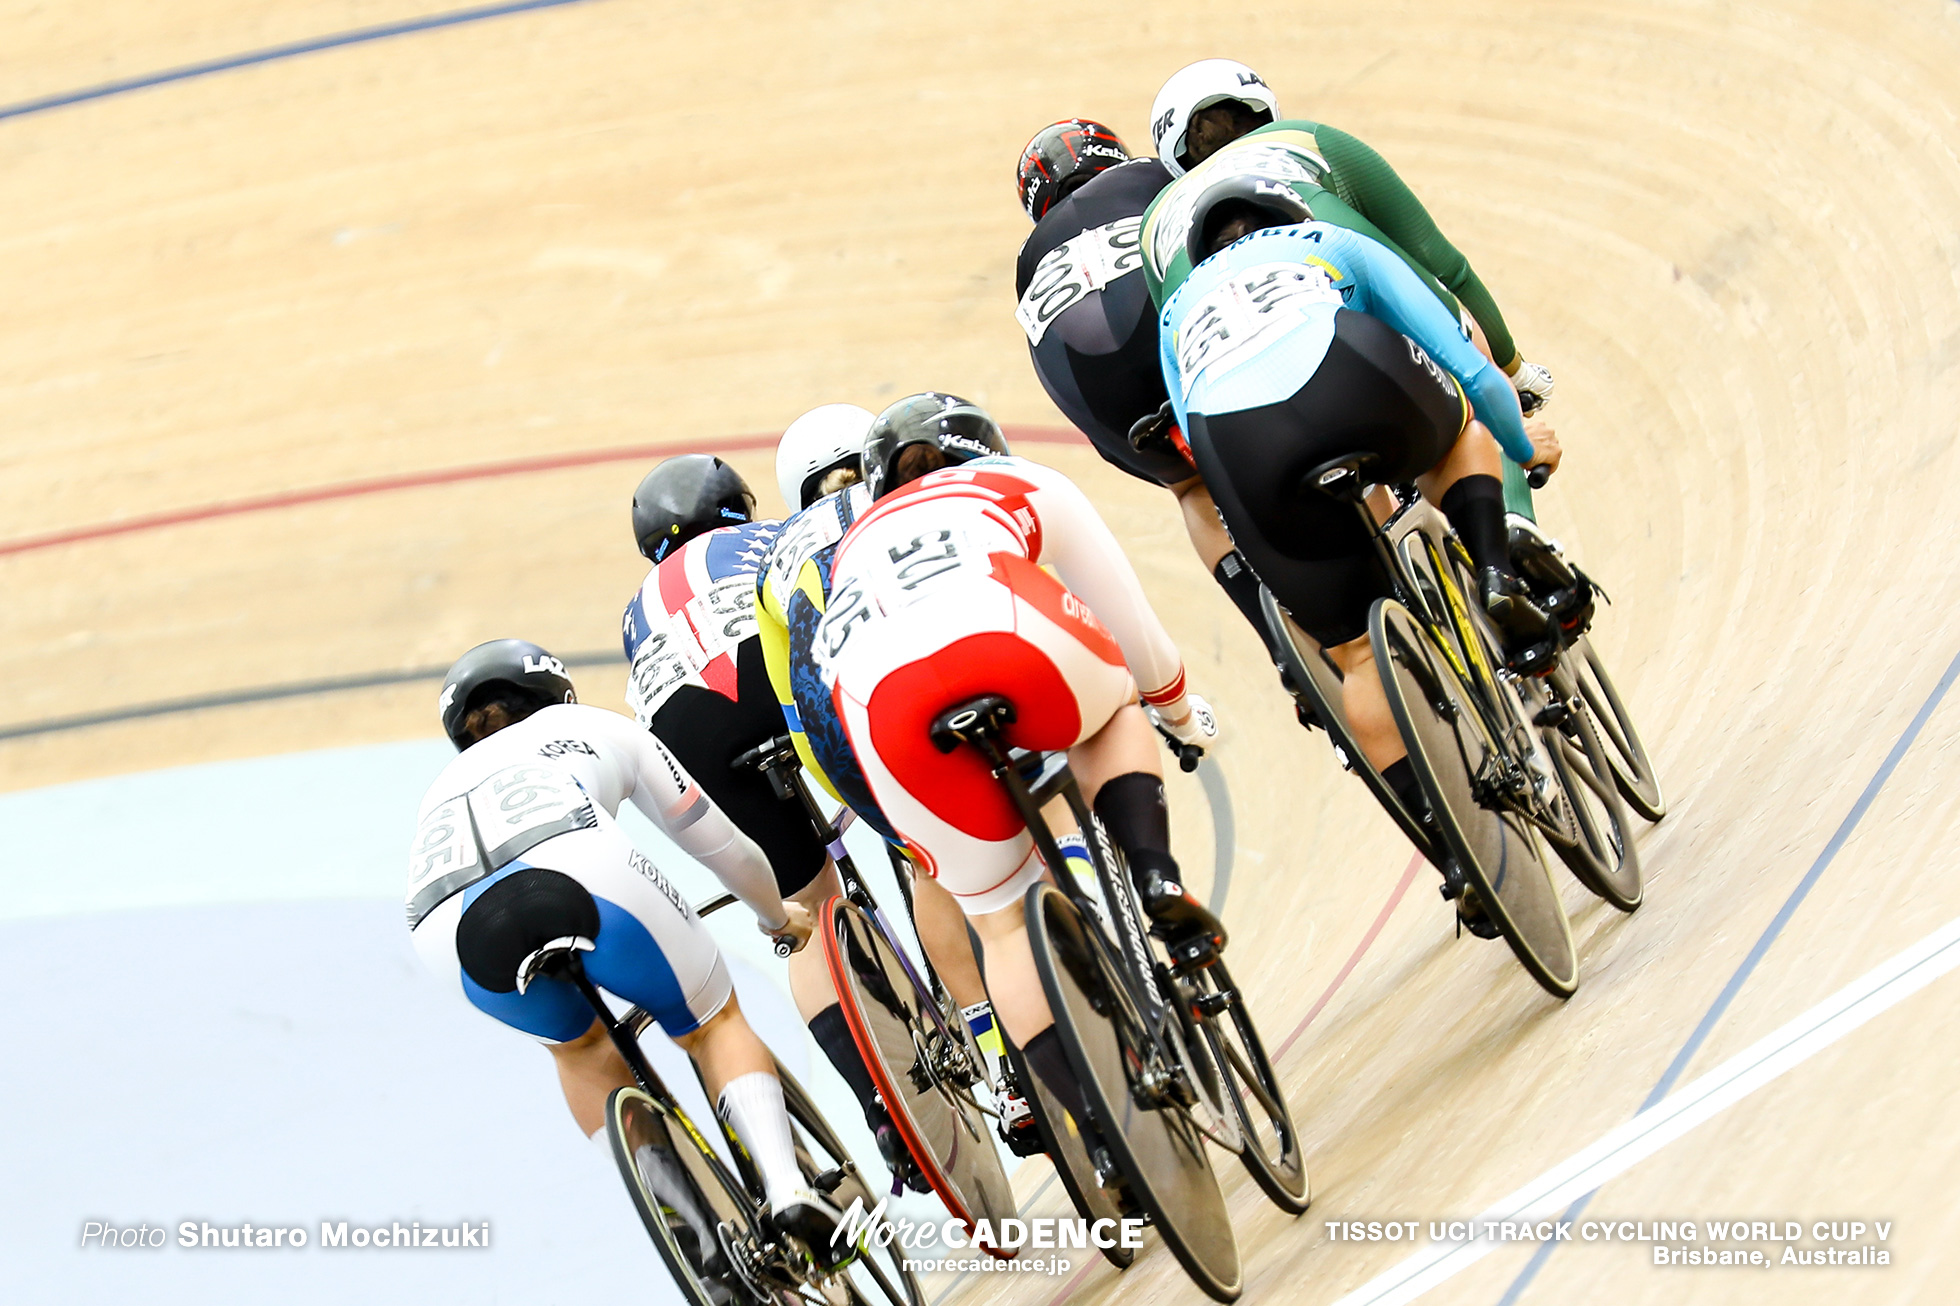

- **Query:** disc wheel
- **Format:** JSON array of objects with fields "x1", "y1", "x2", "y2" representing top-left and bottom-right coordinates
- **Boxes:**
[
  {"x1": 1027, "y1": 883, "x2": 1242, "y2": 1302},
  {"x1": 1003, "y1": 1034, "x2": 1136, "y2": 1269},
  {"x1": 1262, "y1": 586, "x2": 1440, "y2": 861},
  {"x1": 1370, "y1": 598, "x2": 1578, "y2": 999},
  {"x1": 822, "y1": 897, "x2": 1017, "y2": 1251},
  {"x1": 1188, "y1": 960, "x2": 1308, "y2": 1213},
  {"x1": 1569, "y1": 636, "x2": 1667, "y2": 821},
  {"x1": 607, "y1": 1086, "x2": 779, "y2": 1306},
  {"x1": 779, "y1": 1066, "x2": 924, "y2": 1306}
]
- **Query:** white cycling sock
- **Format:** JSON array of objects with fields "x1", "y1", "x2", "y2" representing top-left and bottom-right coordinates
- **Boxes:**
[{"x1": 716, "y1": 1072, "x2": 805, "y2": 1214}]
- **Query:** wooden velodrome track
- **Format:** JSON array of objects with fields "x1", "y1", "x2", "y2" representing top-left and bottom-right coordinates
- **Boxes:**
[{"x1": 6, "y1": 1, "x2": 1960, "y2": 1303}]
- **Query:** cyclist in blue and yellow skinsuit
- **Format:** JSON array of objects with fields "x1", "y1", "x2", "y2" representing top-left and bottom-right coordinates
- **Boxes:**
[{"x1": 1159, "y1": 179, "x2": 1562, "y2": 930}]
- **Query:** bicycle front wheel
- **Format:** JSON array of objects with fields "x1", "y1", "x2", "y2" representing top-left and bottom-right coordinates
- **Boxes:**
[
  {"x1": 1190, "y1": 960, "x2": 1308, "y2": 1213},
  {"x1": 1028, "y1": 883, "x2": 1242, "y2": 1302},
  {"x1": 823, "y1": 898, "x2": 1017, "y2": 1247},
  {"x1": 1569, "y1": 636, "x2": 1667, "y2": 821},
  {"x1": 779, "y1": 1065, "x2": 924, "y2": 1306},
  {"x1": 1371, "y1": 599, "x2": 1578, "y2": 999},
  {"x1": 1536, "y1": 666, "x2": 1643, "y2": 912}
]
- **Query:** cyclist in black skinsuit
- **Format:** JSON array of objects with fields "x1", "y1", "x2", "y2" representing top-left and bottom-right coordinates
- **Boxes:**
[{"x1": 1013, "y1": 119, "x2": 1285, "y2": 662}]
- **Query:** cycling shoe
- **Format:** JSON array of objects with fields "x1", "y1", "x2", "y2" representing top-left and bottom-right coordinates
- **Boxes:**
[
  {"x1": 770, "y1": 1190, "x2": 853, "y2": 1268},
  {"x1": 1133, "y1": 864, "x2": 1228, "y2": 962}
]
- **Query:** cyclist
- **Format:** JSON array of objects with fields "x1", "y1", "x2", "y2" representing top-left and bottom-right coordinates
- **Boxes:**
[
  {"x1": 623, "y1": 451, "x2": 912, "y2": 1179},
  {"x1": 1159, "y1": 183, "x2": 1558, "y2": 932},
  {"x1": 405, "y1": 639, "x2": 839, "y2": 1246},
  {"x1": 1014, "y1": 118, "x2": 1286, "y2": 666},
  {"x1": 1145, "y1": 58, "x2": 1557, "y2": 423},
  {"x1": 812, "y1": 392, "x2": 1220, "y2": 1121},
  {"x1": 759, "y1": 404, "x2": 1035, "y2": 1153}
]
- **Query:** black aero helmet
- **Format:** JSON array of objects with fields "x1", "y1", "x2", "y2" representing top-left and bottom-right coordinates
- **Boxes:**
[
  {"x1": 631, "y1": 454, "x2": 757, "y2": 564},
  {"x1": 1186, "y1": 172, "x2": 1315, "y2": 267},
  {"x1": 1016, "y1": 119, "x2": 1131, "y2": 222},
  {"x1": 863, "y1": 393, "x2": 1010, "y2": 500},
  {"x1": 439, "y1": 639, "x2": 577, "y2": 750}
]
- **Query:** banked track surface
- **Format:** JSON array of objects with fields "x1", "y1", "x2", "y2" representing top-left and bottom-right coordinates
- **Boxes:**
[{"x1": 4, "y1": 2, "x2": 1960, "y2": 1304}]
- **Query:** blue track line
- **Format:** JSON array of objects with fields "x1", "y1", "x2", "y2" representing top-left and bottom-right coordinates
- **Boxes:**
[
  {"x1": 0, "y1": 0, "x2": 602, "y2": 124},
  {"x1": 1495, "y1": 644, "x2": 1960, "y2": 1305}
]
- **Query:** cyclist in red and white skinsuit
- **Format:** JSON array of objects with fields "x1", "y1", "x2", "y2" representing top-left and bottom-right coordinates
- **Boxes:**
[{"x1": 808, "y1": 393, "x2": 1221, "y2": 1119}]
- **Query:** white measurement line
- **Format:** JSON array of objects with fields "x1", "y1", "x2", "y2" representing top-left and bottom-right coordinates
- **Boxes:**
[{"x1": 1332, "y1": 912, "x2": 1960, "y2": 1305}]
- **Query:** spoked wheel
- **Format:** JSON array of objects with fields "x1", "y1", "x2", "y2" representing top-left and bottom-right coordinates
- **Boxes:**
[
  {"x1": 1568, "y1": 636, "x2": 1667, "y2": 822},
  {"x1": 1003, "y1": 1035, "x2": 1136, "y2": 1269},
  {"x1": 1027, "y1": 883, "x2": 1242, "y2": 1303},
  {"x1": 1531, "y1": 668, "x2": 1643, "y2": 912},
  {"x1": 822, "y1": 898, "x2": 1017, "y2": 1249},
  {"x1": 1262, "y1": 587, "x2": 1439, "y2": 861},
  {"x1": 779, "y1": 1067, "x2": 924, "y2": 1306},
  {"x1": 1370, "y1": 599, "x2": 1578, "y2": 999},
  {"x1": 1188, "y1": 960, "x2": 1308, "y2": 1213},
  {"x1": 607, "y1": 1086, "x2": 781, "y2": 1306}
]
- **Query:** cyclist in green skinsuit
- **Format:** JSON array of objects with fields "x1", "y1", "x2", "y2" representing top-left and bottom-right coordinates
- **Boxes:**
[{"x1": 1144, "y1": 58, "x2": 1555, "y2": 514}]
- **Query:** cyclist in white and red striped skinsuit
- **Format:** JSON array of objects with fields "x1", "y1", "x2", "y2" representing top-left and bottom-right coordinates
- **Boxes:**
[{"x1": 806, "y1": 393, "x2": 1221, "y2": 1120}]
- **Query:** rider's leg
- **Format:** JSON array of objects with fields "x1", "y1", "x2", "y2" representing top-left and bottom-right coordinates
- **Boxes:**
[
  {"x1": 549, "y1": 1019, "x2": 636, "y2": 1138},
  {"x1": 969, "y1": 891, "x2": 1090, "y2": 1124},
  {"x1": 676, "y1": 997, "x2": 815, "y2": 1218},
  {"x1": 909, "y1": 869, "x2": 987, "y2": 1008},
  {"x1": 1069, "y1": 702, "x2": 1227, "y2": 945},
  {"x1": 1419, "y1": 419, "x2": 1549, "y2": 643},
  {"x1": 1173, "y1": 475, "x2": 1288, "y2": 663}
]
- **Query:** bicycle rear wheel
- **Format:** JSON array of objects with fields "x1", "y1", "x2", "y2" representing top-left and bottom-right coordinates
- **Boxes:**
[
  {"x1": 822, "y1": 898, "x2": 1017, "y2": 1248},
  {"x1": 1262, "y1": 587, "x2": 1440, "y2": 862},
  {"x1": 1569, "y1": 636, "x2": 1667, "y2": 822},
  {"x1": 779, "y1": 1067, "x2": 924, "y2": 1306},
  {"x1": 607, "y1": 1086, "x2": 773, "y2": 1306},
  {"x1": 1189, "y1": 961, "x2": 1308, "y2": 1213},
  {"x1": 1003, "y1": 1033, "x2": 1137, "y2": 1269},
  {"x1": 1370, "y1": 599, "x2": 1578, "y2": 999},
  {"x1": 1028, "y1": 883, "x2": 1242, "y2": 1302}
]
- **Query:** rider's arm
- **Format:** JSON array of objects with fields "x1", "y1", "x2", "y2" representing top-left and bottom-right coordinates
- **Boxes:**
[
  {"x1": 1311, "y1": 123, "x2": 1521, "y2": 371},
  {"x1": 601, "y1": 712, "x2": 789, "y2": 931},
  {"x1": 1337, "y1": 228, "x2": 1534, "y2": 464},
  {"x1": 1017, "y1": 460, "x2": 1191, "y2": 711}
]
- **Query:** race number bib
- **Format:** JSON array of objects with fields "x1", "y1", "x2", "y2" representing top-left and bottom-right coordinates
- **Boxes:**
[
  {"x1": 683, "y1": 573, "x2": 759, "y2": 662},
  {"x1": 627, "y1": 629, "x2": 693, "y2": 724},
  {"x1": 1016, "y1": 215, "x2": 1144, "y2": 346},
  {"x1": 812, "y1": 528, "x2": 990, "y2": 671},
  {"x1": 405, "y1": 794, "x2": 485, "y2": 928},
  {"x1": 1174, "y1": 262, "x2": 1343, "y2": 396},
  {"x1": 466, "y1": 763, "x2": 598, "y2": 869}
]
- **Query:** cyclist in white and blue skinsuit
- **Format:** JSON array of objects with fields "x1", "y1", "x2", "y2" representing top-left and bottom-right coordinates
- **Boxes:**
[
  {"x1": 406, "y1": 638, "x2": 840, "y2": 1250},
  {"x1": 1159, "y1": 181, "x2": 1562, "y2": 930}
]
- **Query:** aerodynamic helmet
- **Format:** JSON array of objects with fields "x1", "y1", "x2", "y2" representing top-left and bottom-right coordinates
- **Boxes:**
[
  {"x1": 862, "y1": 393, "x2": 1010, "y2": 500},
  {"x1": 774, "y1": 403, "x2": 877, "y2": 510},
  {"x1": 439, "y1": 639, "x2": 577, "y2": 750},
  {"x1": 1016, "y1": 119, "x2": 1131, "y2": 221},
  {"x1": 1150, "y1": 59, "x2": 1280, "y2": 178},
  {"x1": 630, "y1": 454, "x2": 756, "y2": 564},
  {"x1": 1185, "y1": 172, "x2": 1315, "y2": 266}
]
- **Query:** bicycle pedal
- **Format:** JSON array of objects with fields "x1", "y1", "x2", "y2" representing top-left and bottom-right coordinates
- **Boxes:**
[
  {"x1": 1532, "y1": 699, "x2": 1571, "y2": 729},
  {"x1": 1169, "y1": 934, "x2": 1223, "y2": 972},
  {"x1": 1508, "y1": 639, "x2": 1559, "y2": 676},
  {"x1": 1192, "y1": 990, "x2": 1233, "y2": 1018}
]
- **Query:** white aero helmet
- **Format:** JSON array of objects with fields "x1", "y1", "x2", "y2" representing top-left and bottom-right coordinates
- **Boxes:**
[
  {"x1": 1150, "y1": 59, "x2": 1281, "y2": 178},
  {"x1": 775, "y1": 403, "x2": 878, "y2": 510}
]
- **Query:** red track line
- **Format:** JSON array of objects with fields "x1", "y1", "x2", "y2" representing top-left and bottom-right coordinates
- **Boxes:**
[
  {"x1": 0, "y1": 424, "x2": 1085, "y2": 559},
  {"x1": 1273, "y1": 849, "x2": 1427, "y2": 1062},
  {"x1": 1042, "y1": 849, "x2": 1426, "y2": 1306}
]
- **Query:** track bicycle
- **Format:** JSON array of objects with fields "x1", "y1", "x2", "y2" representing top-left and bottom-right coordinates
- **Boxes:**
[
  {"x1": 488, "y1": 879, "x2": 922, "y2": 1306},
  {"x1": 729, "y1": 735, "x2": 1019, "y2": 1252},
  {"x1": 929, "y1": 695, "x2": 1309, "y2": 1303}
]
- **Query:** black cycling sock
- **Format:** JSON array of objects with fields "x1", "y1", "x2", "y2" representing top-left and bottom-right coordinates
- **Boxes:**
[
  {"x1": 1022, "y1": 1026, "x2": 1091, "y2": 1124},
  {"x1": 1381, "y1": 757, "x2": 1431, "y2": 821},
  {"x1": 808, "y1": 1005, "x2": 883, "y2": 1127},
  {"x1": 1091, "y1": 772, "x2": 1177, "y2": 880},
  {"x1": 1211, "y1": 551, "x2": 1285, "y2": 661},
  {"x1": 1438, "y1": 475, "x2": 1513, "y2": 579}
]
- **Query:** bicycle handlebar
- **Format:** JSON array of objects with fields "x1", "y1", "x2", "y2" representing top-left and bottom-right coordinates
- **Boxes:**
[
  {"x1": 1527, "y1": 463, "x2": 1552, "y2": 490},
  {"x1": 1151, "y1": 720, "x2": 1204, "y2": 773}
]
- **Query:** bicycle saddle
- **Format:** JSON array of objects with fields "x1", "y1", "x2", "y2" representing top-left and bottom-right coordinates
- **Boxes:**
[
  {"x1": 454, "y1": 866, "x2": 602, "y2": 994},
  {"x1": 1302, "y1": 453, "x2": 1382, "y2": 500},
  {"x1": 928, "y1": 695, "x2": 1016, "y2": 753}
]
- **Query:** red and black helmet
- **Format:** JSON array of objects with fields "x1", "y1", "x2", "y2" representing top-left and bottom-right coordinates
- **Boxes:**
[{"x1": 1015, "y1": 119, "x2": 1130, "y2": 221}]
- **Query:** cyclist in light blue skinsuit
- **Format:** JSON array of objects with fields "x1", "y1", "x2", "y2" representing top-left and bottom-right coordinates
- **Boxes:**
[{"x1": 1158, "y1": 179, "x2": 1563, "y2": 931}]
